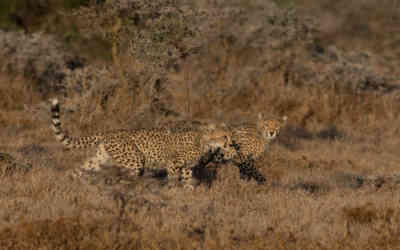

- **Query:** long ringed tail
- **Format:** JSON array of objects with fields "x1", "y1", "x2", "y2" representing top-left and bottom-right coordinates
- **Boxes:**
[{"x1": 50, "y1": 98, "x2": 101, "y2": 148}]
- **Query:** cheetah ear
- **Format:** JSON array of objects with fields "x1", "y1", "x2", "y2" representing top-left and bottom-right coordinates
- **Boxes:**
[
  {"x1": 257, "y1": 113, "x2": 263, "y2": 121},
  {"x1": 282, "y1": 116, "x2": 288, "y2": 123}
]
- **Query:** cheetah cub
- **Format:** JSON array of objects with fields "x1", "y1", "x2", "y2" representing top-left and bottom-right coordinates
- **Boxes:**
[
  {"x1": 50, "y1": 98, "x2": 231, "y2": 189},
  {"x1": 219, "y1": 114, "x2": 287, "y2": 183}
]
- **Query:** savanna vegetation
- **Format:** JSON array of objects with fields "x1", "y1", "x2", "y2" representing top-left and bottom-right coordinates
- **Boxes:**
[{"x1": 1, "y1": 0, "x2": 400, "y2": 249}]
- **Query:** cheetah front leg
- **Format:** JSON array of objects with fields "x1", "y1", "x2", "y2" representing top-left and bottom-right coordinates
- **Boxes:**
[
  {"x1": 231, "y1": 141, "x2": 266, "y2": 184},
  {"x1": 236, "y1": 155, "x2": 266, "y2": 184},
  {"x1": 181, "y1": 167, "x2": 196, "y2": 190},
  {"x1": 165, "y1": 160, "x2": 183, "y2": 188},
  {"x1": 172, "y1": 154, "x2": 198, "y2": 190}
]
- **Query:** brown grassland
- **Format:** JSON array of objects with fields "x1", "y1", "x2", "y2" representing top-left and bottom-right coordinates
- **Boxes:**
[{"x1": 1, "y1": 0, "x2": 400, "y2": 249}]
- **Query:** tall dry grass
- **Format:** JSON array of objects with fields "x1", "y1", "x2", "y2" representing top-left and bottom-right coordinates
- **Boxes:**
[{"x1": 1, "y1": 0, "x2": 400, "y2": 249}]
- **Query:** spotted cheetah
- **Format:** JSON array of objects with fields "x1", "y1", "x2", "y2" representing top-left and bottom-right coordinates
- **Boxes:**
[
  {"x1": 50, "y1": 98, "x2": 231, "y2": 189},
  {"x1": 219, "y1": 114, "x2": 287, "y2": 183}
]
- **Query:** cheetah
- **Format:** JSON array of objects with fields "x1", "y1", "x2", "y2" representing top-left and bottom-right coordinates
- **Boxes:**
[
  {"x1": 218, "y1": 114, "x2": 287, "y2": 183},
  {"x1": 50, "y1": 98, "x2": 231, "y2": 189}
]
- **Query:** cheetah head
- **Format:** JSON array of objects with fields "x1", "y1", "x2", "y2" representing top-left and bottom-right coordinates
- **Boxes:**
[
  {"x1": 257, "y1": 114, "x2": 287, "y2": 141},
  {"x1": 200, "y1": 123, "x2": 233, "y2": 151}
]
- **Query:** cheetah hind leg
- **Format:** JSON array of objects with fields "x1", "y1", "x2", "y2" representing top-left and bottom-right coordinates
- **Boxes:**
[{"x1": 72, "y1": 143, "x2": 111, "y2": 178}]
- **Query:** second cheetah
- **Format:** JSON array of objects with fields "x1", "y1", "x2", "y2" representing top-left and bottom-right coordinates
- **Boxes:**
[
  {"x1": 219, "y1": 114, "x2": 287, "y2": 183},
  {"x1": 50, "y1": 98, "x2": 231, "y2": 189}
]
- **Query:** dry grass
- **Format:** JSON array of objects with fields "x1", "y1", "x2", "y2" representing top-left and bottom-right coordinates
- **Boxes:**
[{"x1": 1, "y1": 0, "x2": 400, "y2": 249}]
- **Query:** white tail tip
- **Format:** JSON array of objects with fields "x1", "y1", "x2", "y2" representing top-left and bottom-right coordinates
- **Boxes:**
[{"x1": 50, "y1": 98, "x2": 59, "y2": 106}]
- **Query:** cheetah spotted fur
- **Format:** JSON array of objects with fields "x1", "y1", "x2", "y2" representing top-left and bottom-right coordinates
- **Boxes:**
[
  {"x1": 50, "y1": 98, "x2": 231, "y2": 189},
  {"x1": 219, "y1": 114, "x2": 287, "y2": 183}
]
